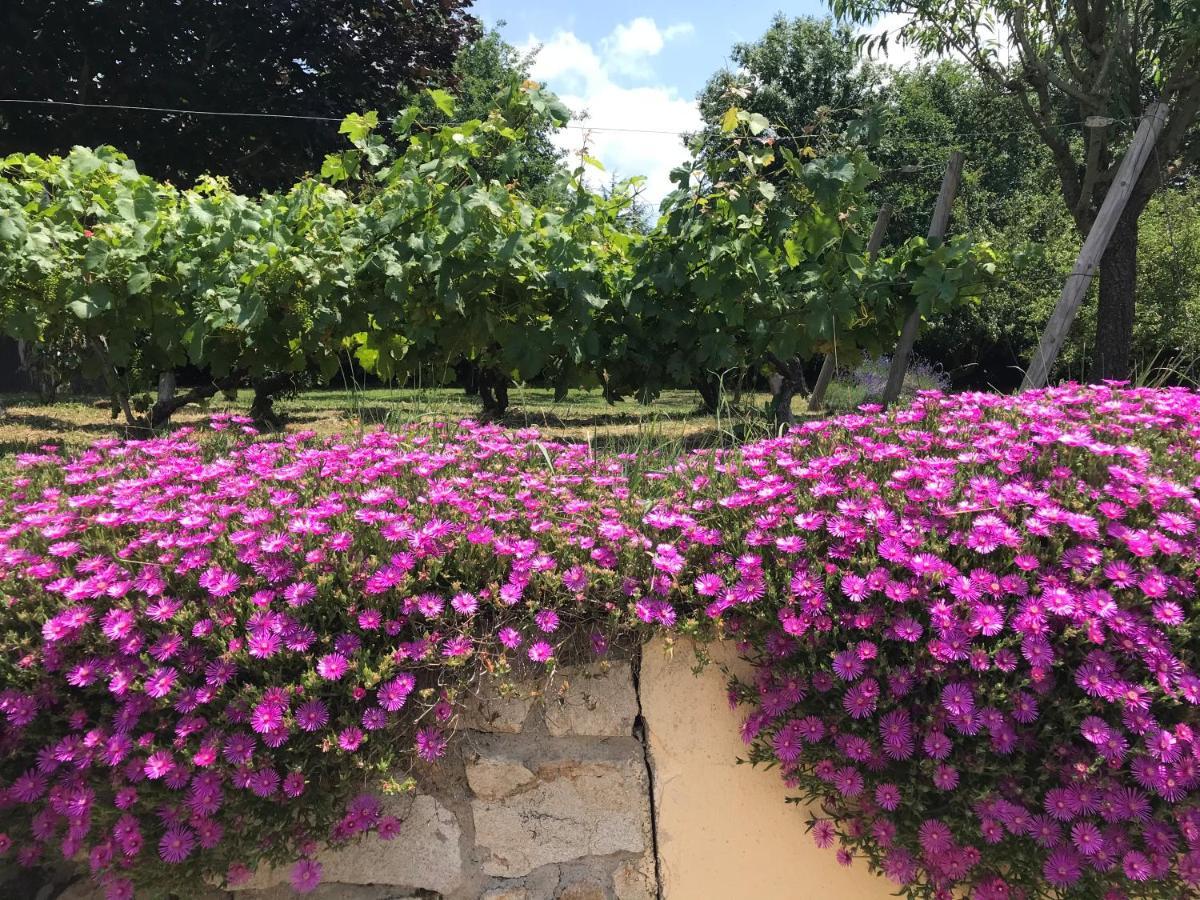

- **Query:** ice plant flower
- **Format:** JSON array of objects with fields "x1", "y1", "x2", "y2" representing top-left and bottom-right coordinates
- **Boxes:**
[{"x1": 1, "y1": 386, "x2": 1199, "y2": 898}]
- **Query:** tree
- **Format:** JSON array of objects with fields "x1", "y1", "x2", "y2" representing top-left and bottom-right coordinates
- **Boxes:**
[
  {"x1": 0, "y1": 0, "x2": 479, "y2": 193},
  {"x1": 834, "y1": 0, "x2": 1200, "y2": 381},
  {"x1": 872, "y1": 61, "x2": 1049, "y2": 244},
  {"x1": 697, "y1": 15, "x2": 883, "y2": 142},
  {"x1": 617, "y1": 109, "x2": 996, "y2": 419},
  {"x1": 434, "y1": 26, "x2": 565, "y2": 200}
]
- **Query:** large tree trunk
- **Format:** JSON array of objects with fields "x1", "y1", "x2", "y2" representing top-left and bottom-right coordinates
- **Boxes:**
[{"x1": 1093, "y1": 209, "x2": 1138, "y2": 382}]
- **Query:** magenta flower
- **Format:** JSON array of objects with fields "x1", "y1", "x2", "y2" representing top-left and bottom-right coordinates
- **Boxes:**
[
  {"x1": 812, "y1": 819, "x2": 836, "y2": 849},
  {"x1": 316, "y1": 653, "x2": 350, "y2": 680},
  {"x1": 143, "y1": 750, "x2": 175, "y2": 781},
  {"x1": 875, "y1": 783, "x2": 901, "y2": 811},
  {"x1": 1070, "y1": 821, "x2": 1104, "y2": 857},
  {"x1": 337, "y1": 728, "x2": 364, "y2": 752},
  {"x1": 527, "y1": 641, "x2": 553, "y2": 663},
  {"x1": 933, "y1": 764, "x2": 959, "y2": 791},
  {"x1": 414, "y1": 727, "x2": 447, "y2": 762},
  {"x1": 157, "y1": 826, "x2": 195, "y2": 864},
  {"x1": 377, "y1": 815, "x2": 402, "y2": 840},
  {"x1": 290, "y1": 859, "x2": 323, "y2": 893},
  {"x1": 250, "y1": 701, "x2": 285, "y2": 734},
  {"x1": 1044, "y1": 847, "x2": 1082, "y2": 887},
  {"x1": 940, "y1": 682, "x2": 975, "y2": 717},
  {"x1": 2, "y1": 386, "x2": 1200, "y2": 898},
  {"x1": 918, "y1": 820, "x2": 953, "y2": 856},
  {"x1": 451, "y1": 592, "x2": 479, "y2": 614},
  {"x1": 295, "y1": 699, "x2": 329, "y2": 732}
]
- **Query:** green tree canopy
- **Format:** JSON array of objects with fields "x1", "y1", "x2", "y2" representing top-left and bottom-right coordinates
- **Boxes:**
[
  {"x1": 1, "y1": 0, "x2": 480, "y2": 192},
  {"x1": 833, "y1": 0, "x2": 1200, "y2": 380},
  {"x1": 697, "y1": 15, "x2": 883, "y2": 142},
  {"x1": 398, "y1": 25, "x2": 566, "y2": 200}
]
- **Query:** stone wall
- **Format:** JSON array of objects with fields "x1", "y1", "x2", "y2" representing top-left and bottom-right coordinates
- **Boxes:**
[
  {"x1": 43, "y1": 644, "x2": 895, "y2": 900},
  {"x1": 236, "y1": 659, "x2": 658, "y2": 900}
]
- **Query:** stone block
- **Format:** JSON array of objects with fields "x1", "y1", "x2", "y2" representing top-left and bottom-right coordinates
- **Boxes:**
[
  {"x1": 473, "y1": 757, "x2": 649, "y2": 877},
  {"x1": 544, "y1": 661, "x2": 637, "y2": 738},
  {"x1": 466, "y1": 755, "x2": 537, "y2": 800},
  {"x1": 612, "y1": 855, "x2": 658, "y2": 900},
  {"x1": 556, "y1": 882, "x2": 607, "y2": 900},
  {"x1": 239, "y1": 885, "x2": 424, "y2": 900},
  {"x1": 237, "y1": 794, "x2": 463, "y2": 897},
  {"x1": 459, "y1": 677, "x2": 534, "y2": 734},
  {"x1": 481, "y1": 888, "x2": 529, "y2": 900},
  {"x1": 57, "y1": 878, "x2": 226, "y2": 900}
]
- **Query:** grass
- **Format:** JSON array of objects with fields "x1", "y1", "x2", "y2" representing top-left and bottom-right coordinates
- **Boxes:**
[{"x1": 0, "y1": 385, "x2": 800, "y2": 458}]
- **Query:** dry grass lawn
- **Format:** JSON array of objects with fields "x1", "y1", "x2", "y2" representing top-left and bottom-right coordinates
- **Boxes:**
[{"x1": 0, "y1": 386, "x2": 795, "y2": 459}]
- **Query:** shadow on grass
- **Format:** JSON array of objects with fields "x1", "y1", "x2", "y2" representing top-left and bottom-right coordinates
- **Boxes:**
[
  {"x1": 0, "y1": 389, "x2": 750, "y2": 460},
  {"x1": 498, "y1": 408, "x2": 712, "y2": 430}
]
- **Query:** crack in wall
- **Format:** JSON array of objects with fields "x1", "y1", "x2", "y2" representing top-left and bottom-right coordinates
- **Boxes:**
[{"x1": 630, "y1": 648, "x2": 664, "y2": 900}]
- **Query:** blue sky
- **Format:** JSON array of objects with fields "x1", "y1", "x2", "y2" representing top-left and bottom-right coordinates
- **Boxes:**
[
  {"x1": 469, "y1": 1, "x2": 834, "y2": 204},
  {"x1": 473, "y1": 1, "x2": 829, "y2": 99}
]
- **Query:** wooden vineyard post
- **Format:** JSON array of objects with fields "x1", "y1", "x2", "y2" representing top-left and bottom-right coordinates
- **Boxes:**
[
  {"x1": 880, "y1": 151, "x2": 964, "y2": 407},
  {"x1": 808, "y1": 203, "x2": 893, "y2": 411},
  {"x1": 1020, "y1": 102, "x2": 1169, "y2": 390}
]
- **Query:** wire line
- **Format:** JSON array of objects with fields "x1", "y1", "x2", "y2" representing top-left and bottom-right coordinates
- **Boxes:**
[
  {"x1": 0, "y1": 98, "x2": 347, "y2": 122},
  {"x1": 0, "y1": 97, "x2": 1151, "y2": 142}
]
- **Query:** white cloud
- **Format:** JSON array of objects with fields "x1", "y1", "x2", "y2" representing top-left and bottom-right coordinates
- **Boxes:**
[
  {"x1": 522, "y1": 18, "x2": 702, "y2": 208},
  {"x1": 525, "y1": 30, "x2": 605, "y2": 93},
  {"x1": 606, "y1": 17, "x2": 666, "y2": 59},
  {"x1": 600, "y1": 17, "x2": 694, "y2": 78},
  {"x1": 663, "y1": 23, "x2": 695, "y2": 42}
]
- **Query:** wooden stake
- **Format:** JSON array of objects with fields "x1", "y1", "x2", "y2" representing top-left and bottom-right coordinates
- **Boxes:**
[
  {"x1": 808, "y1": 202, "x2": 893, "y2": 411},
  {"x1": 881, "y1": 151, "x2": 964, "y2": 407},
  {"x1": 1020, "y1": 101, "x2": 1169, "y2": 390}
]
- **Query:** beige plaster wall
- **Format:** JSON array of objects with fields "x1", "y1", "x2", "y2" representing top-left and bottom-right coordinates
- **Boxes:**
[{"x1": 640, "y1": 637, "x2": 893, "y2": 900}]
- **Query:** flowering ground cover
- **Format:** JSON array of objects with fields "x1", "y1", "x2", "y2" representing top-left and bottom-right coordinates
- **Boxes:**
[{"x1": 1, "y1": 384, "x2": 1199, "y2": 898}]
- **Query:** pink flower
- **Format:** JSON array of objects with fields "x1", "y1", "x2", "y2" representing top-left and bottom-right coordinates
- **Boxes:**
[
  {"x1": 875, "y1": 783, "x2": 901, "y2": 811},
  {"x1": 337, "y1": 727, "x2": 364, "y2": 751},
  {"x1": 378, "y1": 674, "x2": 415, "y2": 711},
  {"x1": 290, "y1": 859, "x2": 323, "y2": 893},
  {"x1": 933, "y1": 764, "x2": 959, "y2": 791},
  {"x1": 812, "y1": 819, "x2": 836, "y2": 849},
  {"x1": 415, "y1": 727, "x2": 447, "y2": 761},
  {"x1": 377, "y1": 816, "x2": 401, "y2": 840},
  {"x1": 296, "y1": 699, "x2": 329, "y2": 731},
  {"x1": 527, "y1": 641, "x2": 554, "y2": 663},
  {"x1": 144, "y1": 750, "x2": 175, "y2": 780},
  {"x1": 316, "y1": 653, "x2": 350, "y2": 680},
  {"x1": 1044, "y1": 847, "x2": 1082, "y2": 887},
  {"x1": 918, "y1": 819, "x2": 953, "y2": 855},
  {"x1": 451, "y1": 592, "x2": 479, "y2": 614},
  {"x1": 282, "y1": 772, "x2": 304, "y2": 801},
  {"x1": 158, "y1": 826, "x2": 195, "y2": 864}
]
